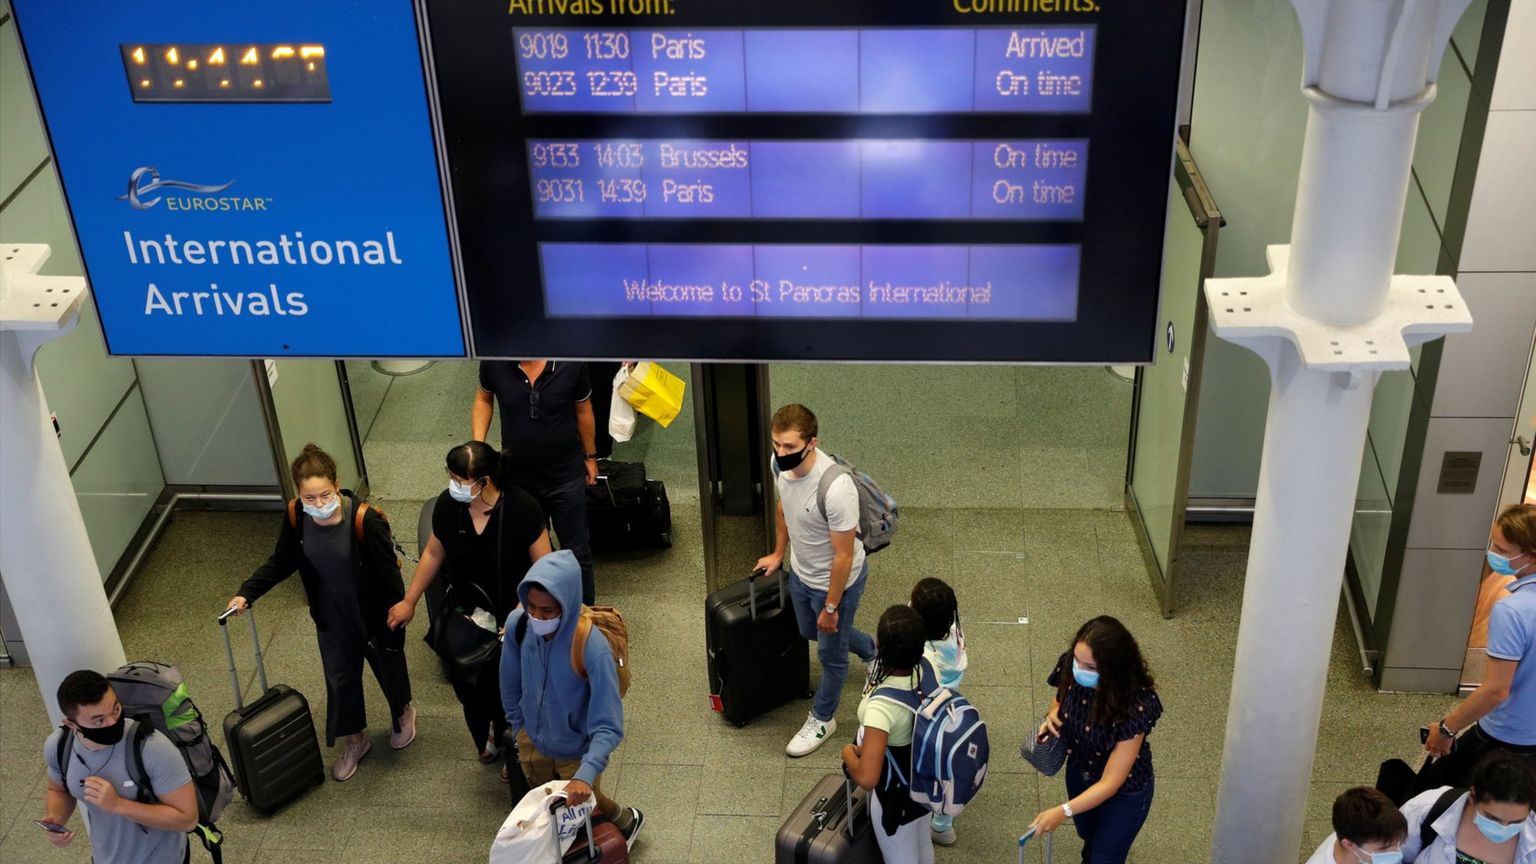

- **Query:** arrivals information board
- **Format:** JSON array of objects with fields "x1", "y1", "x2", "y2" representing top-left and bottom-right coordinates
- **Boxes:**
[
  {"x1": 425, "y1": 0, "x2": 1188, "y2": 362},
  {"x1": 12, "y1": 0, "x2": 1187, "y2": 362}
]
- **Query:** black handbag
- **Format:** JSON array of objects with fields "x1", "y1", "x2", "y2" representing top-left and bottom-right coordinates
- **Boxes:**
[
  {"x1": 425, "y1": 581, "x2": 501, "y2": 686},
  {"x1": 425, "y1": 501, "x2": 505, "y2": 687}
]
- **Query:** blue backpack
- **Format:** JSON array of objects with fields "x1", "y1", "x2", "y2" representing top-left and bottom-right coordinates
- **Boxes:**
[{"x1": 872, "y1": 659, "x2": 989, "y2": 816}]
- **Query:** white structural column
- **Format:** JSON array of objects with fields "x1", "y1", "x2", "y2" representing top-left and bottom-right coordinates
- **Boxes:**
[
  {"x1": 0, "y1": 245, "x2": 125, "y2": 726},
  {"x1": 1209, "y1": 1, "x2": 1474, "y2": 861}
]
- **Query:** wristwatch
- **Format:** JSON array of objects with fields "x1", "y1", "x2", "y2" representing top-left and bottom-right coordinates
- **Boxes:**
[
  {"x1": 1437, "y1": 720, "x2": 1457, "y2": 741},
  {"x1": 1061, "y1": 803, "x2": 1073, "y2": 818},
  {"x1": 823, "y1": 602, "x2": 839, "y2": 614}
]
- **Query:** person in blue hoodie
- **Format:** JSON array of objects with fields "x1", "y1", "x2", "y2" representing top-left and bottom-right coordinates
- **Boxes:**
[{"x1": 501, "y1": 550, "x2": 644, "y2": 848}]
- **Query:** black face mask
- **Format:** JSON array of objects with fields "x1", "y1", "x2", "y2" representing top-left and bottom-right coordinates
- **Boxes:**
[
  {"x1": 76, "y1": 714, "x2": 125, "y2": 746},
  {"x1": 775, "y1": 445, "x2": 811, "y2": 473}
]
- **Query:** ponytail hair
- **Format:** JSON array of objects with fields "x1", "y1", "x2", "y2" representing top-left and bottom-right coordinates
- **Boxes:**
[
  {"x1": 291, "y1": 443, "x2": 337, "y2": 488},
  {"x1": 446, "y1": 441, "x2": 508, "y2": 490}
]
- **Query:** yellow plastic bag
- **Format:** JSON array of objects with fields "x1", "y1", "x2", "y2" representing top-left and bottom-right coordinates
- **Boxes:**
[{"x1": 617, "y1": 361, "x2": 686, "y2": 427}]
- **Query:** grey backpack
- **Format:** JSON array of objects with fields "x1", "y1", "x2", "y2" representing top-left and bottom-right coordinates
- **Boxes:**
[
  {"x1": 106, "y1": 661, "x2": 234, "y2": 860},
  {"x1": 813, "y1": 454, "x2": 899, "y2": 554}
]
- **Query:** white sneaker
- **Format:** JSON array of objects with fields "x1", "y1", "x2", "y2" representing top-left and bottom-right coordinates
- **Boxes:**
[{"x1": 786, "y1": 712, "x2": 836, "y2": 757}]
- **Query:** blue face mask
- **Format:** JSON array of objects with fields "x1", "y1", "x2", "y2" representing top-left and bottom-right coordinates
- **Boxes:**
[
  {"x1": 1072, "y1": 659, "x2": 1099, "y2": 689},
  {"x1": 448, "y1": 478, "x2": 479, "y2": 504},
  {"x1": 1473, "y1": 809, "x2": 1523, "y2": 844},
  {"x1": 1487, "y1": 549, "x2": 1529, "y2": 577},
  {"x1": 1349, "y1": 846, "x2": 1403, "y2": 864},
  {"x1": 302, "y1": 496, "x2": 340, "y2": 520}
]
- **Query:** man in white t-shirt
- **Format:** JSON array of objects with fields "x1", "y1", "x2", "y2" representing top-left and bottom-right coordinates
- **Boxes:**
[
  {"x1": 755, "y1": 404, "x2": 876, "y2": 757},
  {"x1": 1302, "y1": 787, "x2": 1407, "y2": 864}
]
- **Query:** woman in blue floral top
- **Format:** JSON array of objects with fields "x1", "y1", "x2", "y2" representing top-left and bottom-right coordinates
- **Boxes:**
[{"x1": 1029, "y1": 615, "x2": 1162, "y2": 863}]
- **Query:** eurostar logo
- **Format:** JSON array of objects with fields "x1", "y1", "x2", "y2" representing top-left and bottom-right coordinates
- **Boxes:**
[{"x1": 119, "y1": 166, "x2": 235, "y2": 210}]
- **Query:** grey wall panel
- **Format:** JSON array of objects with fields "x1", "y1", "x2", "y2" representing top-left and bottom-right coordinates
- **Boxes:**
[
  {"x1": 0, "y1": 16, "x2": 48, "y2": 199},
  {"x1": 1405, "y1": 416, "x2": 1519, "y2": 549},
  {"x1": 1457, "y1": 110, "x2": 1536, "y2": 273},
  {"x1": 69, "y1": 391, "x2": 164, "y2": 582},
  {"x1": 135, "y1": 359, "x2": 279, "y2": 487},
  {"x1": 1379, "y1": 665, "x2": 1467, "y2": 694},
  {"x1": 1432, "y1": 271, "x2": 1536, "y2": 419},
  {"x1": 1382, "y1": 547, "x2": 1484, "y2": 671},
  {"x1": 1490, "y1": 0, "x2": 1534, "y2": 110}
]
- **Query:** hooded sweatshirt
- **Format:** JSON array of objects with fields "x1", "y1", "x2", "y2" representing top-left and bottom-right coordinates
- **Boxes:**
[{"x1": 501, "y1": 550, "x2": 623, "y2": 786}]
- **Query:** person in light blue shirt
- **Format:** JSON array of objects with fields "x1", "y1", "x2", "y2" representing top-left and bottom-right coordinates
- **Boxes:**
[
  {"x1": 910, "y1": 577, "x2": 968, "y2": 847},
  {"x1": 1423, "y1": 504, "x2": 1536, "y2": 788}
]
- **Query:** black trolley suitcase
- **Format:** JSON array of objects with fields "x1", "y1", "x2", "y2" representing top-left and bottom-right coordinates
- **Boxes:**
[
  {"x1": 775, "y1": 773, "x2": 881, "y2": 864},
  {"x1": 217, "y1": 607, "x2": 325, "y2": 811},
  {"x1": 586, "y1": 459, "x2": 672, "y2": 550},
  {"x1": 706, "y1": 568, "x2": 810, "y2": 727}
]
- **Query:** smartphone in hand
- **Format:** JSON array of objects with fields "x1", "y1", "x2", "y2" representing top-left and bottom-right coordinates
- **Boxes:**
[
  {"x1": 35, "y1": 820, "x2": 68, "y2": 834},
  {"x1": 1419, "y1": 726, "x2": 1430, "y2": 745}
]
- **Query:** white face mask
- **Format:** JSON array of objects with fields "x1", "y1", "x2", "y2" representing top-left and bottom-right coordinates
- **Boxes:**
[
  {"x1": 528, "y1": 615, "x2": 561, "y2": 636},
  {"x1": 448, "y1": 478, "x2": 479, "y2": 504},
  {"x1": 302, "y1": 497, "x2": 341, "y2": 520}
]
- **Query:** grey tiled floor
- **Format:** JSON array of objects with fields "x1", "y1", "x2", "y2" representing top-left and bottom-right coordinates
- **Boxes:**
[{"x1": 0, "y1": 364, "x2": 1457, "y2": 863}]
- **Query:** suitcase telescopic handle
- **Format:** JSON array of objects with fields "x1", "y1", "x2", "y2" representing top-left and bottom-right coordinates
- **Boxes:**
[
  {"x1": 1018, "y1": 827, "x2": 1053, "y2": 864},
  {"x1": 746, "y1": 567, "x2": 786, "y2": 623},
  {"x1": 218, "y1": 606, "x2": 270, "y2": 709},
  {"x1": 844, "y1": 776, "x2": 856, "y2": 841}
]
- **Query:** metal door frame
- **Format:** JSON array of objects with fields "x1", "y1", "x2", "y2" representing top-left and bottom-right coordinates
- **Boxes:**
[
  {"x1": 1125, "y1": 135, "x2": 1223, "y2": 617},
  {"x1": 253, "y1": 359, "x2": 371, "y2": 501}
]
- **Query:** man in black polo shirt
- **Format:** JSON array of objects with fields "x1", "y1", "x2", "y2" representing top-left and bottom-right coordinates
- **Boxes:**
[{"x1": 473, "y1": 360, "x2": 599, "y2": 604}]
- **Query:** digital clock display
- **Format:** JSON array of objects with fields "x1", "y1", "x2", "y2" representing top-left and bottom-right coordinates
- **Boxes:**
[{"x1": 120, "y1": 43, "x2": 331, "y2": 103}]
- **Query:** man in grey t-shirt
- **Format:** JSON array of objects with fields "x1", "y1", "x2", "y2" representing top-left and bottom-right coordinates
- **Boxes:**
[
  {"x1": 41, "y1": 670, "x2": 196, "y2": 864},
  {"x1": 755, "y1": 404, "x2": 876, "y2": 758}
]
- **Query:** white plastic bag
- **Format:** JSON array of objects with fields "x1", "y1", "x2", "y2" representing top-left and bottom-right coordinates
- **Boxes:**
[
  {"x1": 609, "y1": 366, "x2": 637, "y2": 443},
  {"x1": 489, "y1": 781, "x2": 595, "y2": 864}
]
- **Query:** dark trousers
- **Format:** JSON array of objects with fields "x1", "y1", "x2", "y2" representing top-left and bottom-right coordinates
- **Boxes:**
[
  {"x1": 529, "y1": 475, "x2": 596, "y2": 605},
  {"x1": 1065, "y1": 769, "x2": 1154, "y2": 864},
  {"x1": 1420, "y1": 723, "x2": 1536, "y2": 789},
  {"x1": 588, "y1": 362, "x2": 622, "y2": 460},
  {"x1": 316, "y1": 626, "x2": 412, "y2": 747},
  {"x1": 449, "y1": 657, "x2": 508, "y2": 753}
]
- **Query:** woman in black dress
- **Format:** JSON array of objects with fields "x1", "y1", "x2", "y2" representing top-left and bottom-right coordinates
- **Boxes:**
[
  {"x1": 387, "y1": 441, "x2": 550, "y2": 771},
  {"x1": 229, "y1": 444, "x2": 416, "y2": 783}
]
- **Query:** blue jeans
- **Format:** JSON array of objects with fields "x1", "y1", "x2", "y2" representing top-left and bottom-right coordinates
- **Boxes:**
[
  {"x1": 1065, "y1": 769, "x2": 1153, "y2": 864},
  {"x1": 528, "y1": 475, "x2": 595, "y2": 606},
  {"x1": 787, "y1": 565, "x2": 875, "y2": 722}
]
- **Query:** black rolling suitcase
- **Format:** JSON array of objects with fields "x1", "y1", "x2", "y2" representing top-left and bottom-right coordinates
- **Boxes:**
[
  {"x1": 776, "y1": 773, "x2": 881, "y2": 864},
  {"x1": 217, "y1": 607, "x2": 325, "y2": 811},
  {"x1": 706, "y1": 568, "x2": 810, "y2": 726},
  {"x1": 586, "y1": 459, "x2": 672, "y2": 550}
]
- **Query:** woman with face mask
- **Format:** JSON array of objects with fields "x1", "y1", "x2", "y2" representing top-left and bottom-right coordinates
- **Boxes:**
[
  {"x1": 1028, "y1": 615, "x2": 1161, "y2": 863},
  {"x1": 386, "y1": 441, "x2": 551, "y2": 772},
  {"x1": 1424, "y1": 504, "x2": 1536, "y2": 790},
  {"x1": 227, "y1": 444, "x2": 416, "y2": 783},
  {"x1": 1398, "y1": 751, "x2": 1536, "y2": 864}
]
